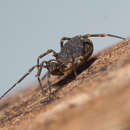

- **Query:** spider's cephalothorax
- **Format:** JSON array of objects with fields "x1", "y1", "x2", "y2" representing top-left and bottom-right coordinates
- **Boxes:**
[{"x1": 0, "y1": 33, "x2": 128, "y2": 100}]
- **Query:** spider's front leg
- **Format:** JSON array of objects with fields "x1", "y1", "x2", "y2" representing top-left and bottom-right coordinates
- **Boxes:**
[
  {"x1": 37, "y1": 49, "x2": 57, "y2": 67},
  {"x1": 35, "y1": 61, "x2": 48, "y2": 95},
  {"x1": 36, "y1": 50, "x2": 57, "y2": 93},
  {"x1": 0, "y1": 65, "x2": 40, "y2": 100}
]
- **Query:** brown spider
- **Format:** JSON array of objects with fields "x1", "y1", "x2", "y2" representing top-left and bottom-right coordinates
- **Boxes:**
[{"x1": 0, "y1": 33, "x2": 128, "y2": 100}]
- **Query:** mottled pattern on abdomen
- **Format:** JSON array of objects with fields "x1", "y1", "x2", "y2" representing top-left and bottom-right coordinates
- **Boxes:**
[{"x1": 57, "y1": 35, "x2": 93, "y2": 63}]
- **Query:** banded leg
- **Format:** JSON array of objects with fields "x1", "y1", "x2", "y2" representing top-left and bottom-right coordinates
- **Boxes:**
[
  {"x1": 36, "y1": 61, "x2": 47, "y2": 77},
  {"x1": 36, "y1": 59, "x2": 57, "y2": 78},
  {"x1": 37, "y1": 49, "x2": 57, "y2": 67},
  {"x1": 82, "y1": 33, "x2": 127, "y2": 41},
  {"x1": 60, "y1": 37, "x2": 71, "y2": 49},
  {"x1": 36, "y1": 61, "x2": 48, "y2": 95},
  {"x1": 47, "y1": 72, "x2": 52, "y2": 95},
  {"x1": 46, "y1": 72, "x2": 54, "y2": 99},
  {"x1": 37, "y1": 49, "x2": 57, "y2": 85},
  {"x1": 0, "y1": 65, "x2": 40, "y2": 100},
  {"x1": 64, "y1": 47, "x2": 77, "y2": 77},
  {"x1": 46, "y1": 72, "x2": 58, "y2": 99},
  {"x1": 72, "y1": 57, "x2": 77, "y2": 77},
  {"x1": 36, "y1": 60, "x2": 58, "y2": 96},
  {"x1": 80, "y1": 37, "x2": 94, "y2": 58}
]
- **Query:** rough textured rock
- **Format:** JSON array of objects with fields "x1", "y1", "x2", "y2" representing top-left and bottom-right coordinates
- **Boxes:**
[{"x1": 0, "y1": 39, "x2": 130, "y2": 130}]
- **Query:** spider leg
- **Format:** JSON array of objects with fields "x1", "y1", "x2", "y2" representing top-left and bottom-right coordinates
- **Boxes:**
[
  {"x1": 60, "y1": 37, "x2": 71, "y2": 49},
  {"x1": 37, "y1": 77, "x2": 45, "y2": 95},
  {"x1": 47, "y1": 72, "x2": 52, "y2": 95},
  {"x1": 71, "y1": 55, "x2": 77, "y2": 77},
  {"x1": 37, "y1": 49, "x2": 57, "y2": 86},
  {"x1": 36, "y1": 61, "x2": 47, "y2": 77},
  {"x1": 36, "y1": 59, "x2": 58, "y2": 96},
  {"x1": 37, "y1": 50, "x2": 57, "y2": 67},
  {"x1": 46, "y1": 71, "x2": 58, "y2": 99},
  {"x1": 36, "y1": 61, "x2": 48, "y2": 95},
  {"x1": 46, "y1": 72, "x2": 54, "y2": 99},
  {"x1": 0, "y1": 65, "x2": 39, "y2": 100},
  {"x1": 37, "y1": 49, "x2": 57, "y2": 67},
  {"x1": 82, "y1": 33, "x2": 128, "y2": 41},
  {"x1": 80, "y1": 37, "x2": 94, "y2": 59},
  {"x1": 65, "y1": 48, "x2": 77, "y2": 77}
]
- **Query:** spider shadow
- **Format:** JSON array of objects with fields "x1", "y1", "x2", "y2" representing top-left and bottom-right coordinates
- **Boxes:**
[{"x1": 53, "y1": 56, "x2": 97, "y2": 88}]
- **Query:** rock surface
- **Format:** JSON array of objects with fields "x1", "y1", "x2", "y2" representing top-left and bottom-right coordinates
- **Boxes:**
[{"x1": 0, "y1": 39, "x2": 130, "y2": 130}]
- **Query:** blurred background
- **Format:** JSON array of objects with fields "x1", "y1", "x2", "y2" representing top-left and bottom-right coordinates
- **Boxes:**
[{"x1": 0, "y1": 0, "x2": 130, "y2": 97}]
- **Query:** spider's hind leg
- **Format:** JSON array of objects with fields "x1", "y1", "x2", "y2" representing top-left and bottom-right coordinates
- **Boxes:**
[{"x1": 82, "y1": 33, "x2": 127, "y2": 41}]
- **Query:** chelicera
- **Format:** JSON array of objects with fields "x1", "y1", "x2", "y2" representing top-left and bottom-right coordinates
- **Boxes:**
[{"x1": 0, "y1": 33, "x2": 128, "y2": 100}]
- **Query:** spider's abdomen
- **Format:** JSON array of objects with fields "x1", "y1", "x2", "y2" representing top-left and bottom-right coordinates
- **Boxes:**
[{"x1": 56, "y1": 35, "x2": 94, "y2": 64}]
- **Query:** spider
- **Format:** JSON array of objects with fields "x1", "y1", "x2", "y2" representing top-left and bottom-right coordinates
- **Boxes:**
[{"x1": 0, "y1": 33, "x2": 128, "y2": 100}]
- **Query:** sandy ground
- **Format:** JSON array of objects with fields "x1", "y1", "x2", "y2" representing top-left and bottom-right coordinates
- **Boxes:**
[{"x1": 0, "y1": 39, "x2": 130, "y2": 130}]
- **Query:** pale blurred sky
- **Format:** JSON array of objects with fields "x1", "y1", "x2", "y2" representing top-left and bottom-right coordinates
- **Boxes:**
[{"x1": 0, "y1": 0, "x2": 130, "y2": 96}]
